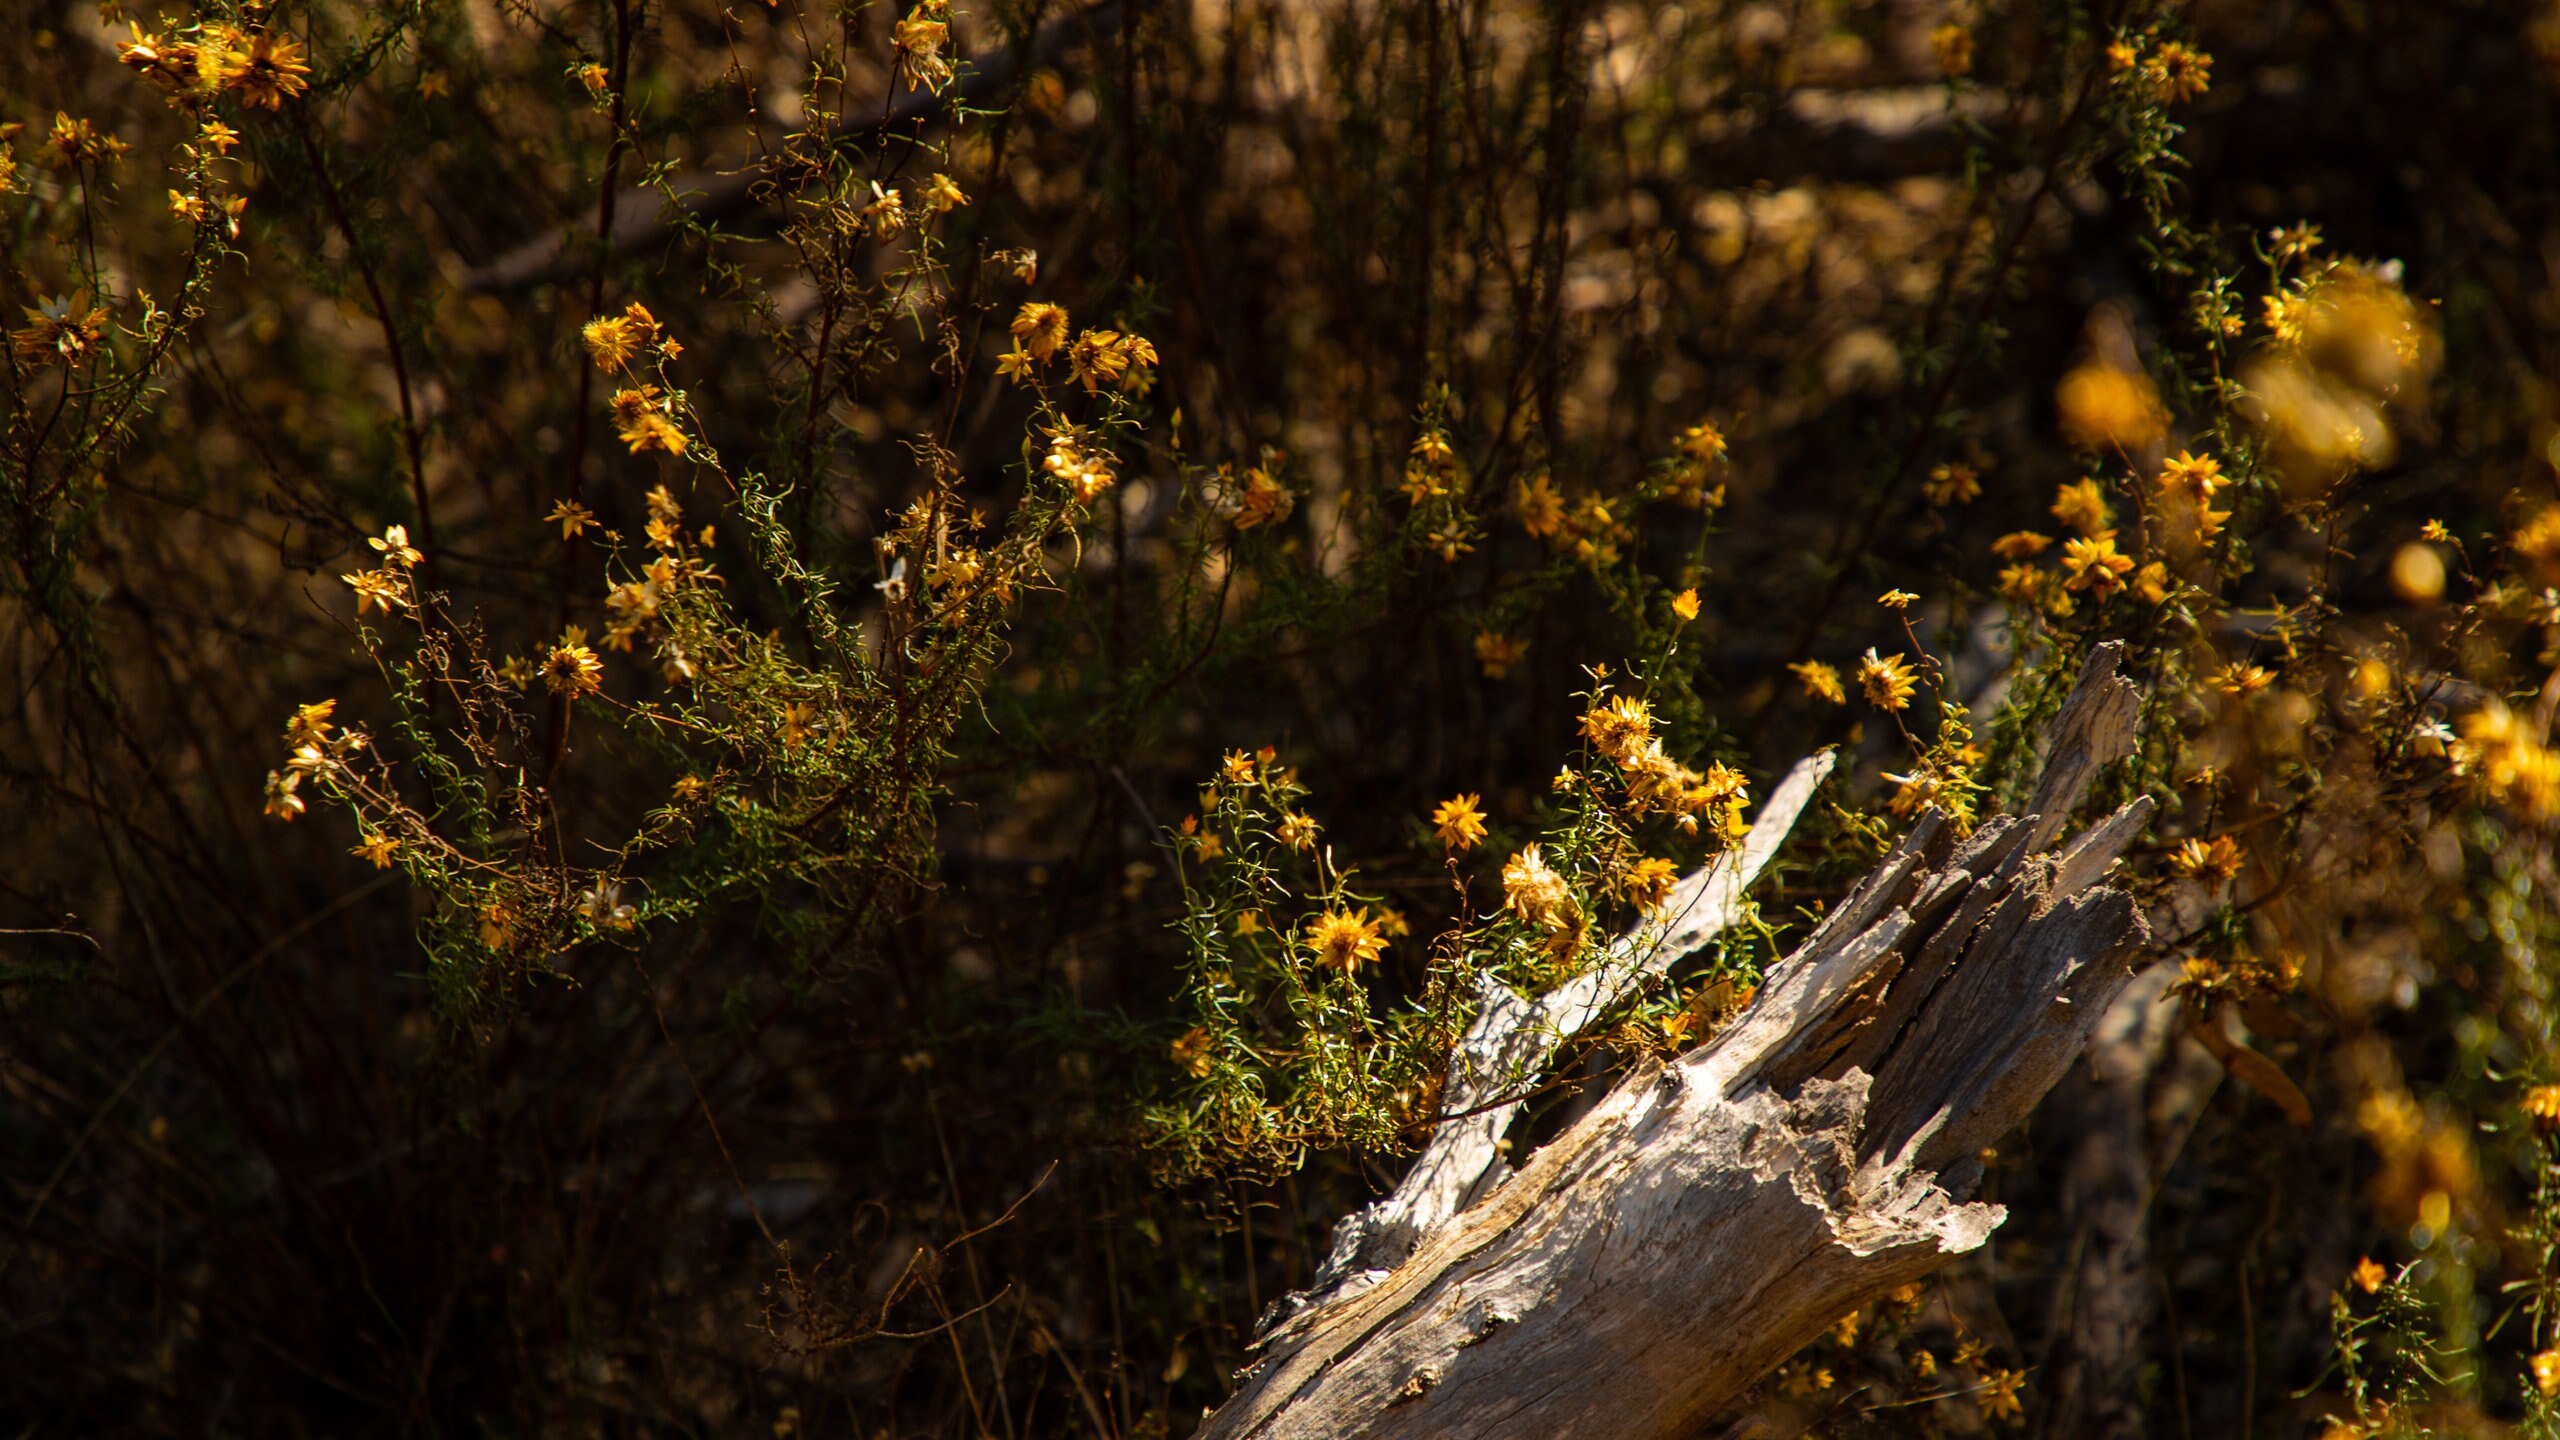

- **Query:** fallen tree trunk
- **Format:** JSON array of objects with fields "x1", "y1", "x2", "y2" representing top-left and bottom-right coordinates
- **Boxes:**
[{"x1": 1200, "y1": 646, "x2": 2150, "y2": 1439}]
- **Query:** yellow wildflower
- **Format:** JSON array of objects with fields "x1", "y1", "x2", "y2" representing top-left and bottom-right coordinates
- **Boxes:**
[
  {"x1": 1791, "y1": 659, "x2": 1846, "y2": 704},
  {"x1": 1011, "y1": 302, "x2": 1070, "y2": 361},
  {"x1": 1304, "y1": 908, "x2": 1387, "y2": 974},
  {"x1": 546, "y1": 500, "x2": 595, "y2": 539},
  {"x1": 1991, "y1": 530, "x2": 2052, "y2": 559},
  {"x1": 1617, "y1": 856, "x2": 1679, "y2": 911},
  {"x1": 351, "y1": 832, "x2": 401, "y2": 869},
  {"x1": 544, "y1": 639, "x2": 604, "y2": 698},
  {"x1": 1858, "y1": 649, "x2": 1918, "y2": 712},
  {"x1": 2170, "y1": 835, "x2": 2245, "y2": 881},
  {"x1": 2352, "y1": 1256, "x2": 2388, "y2": 1293},
  {"x1": 2060, "y1": 532, "x2": 2136, "y2": 601},
  {"x1": 1276, "y1": 812, "x2": 1320, "y2": 851},
  {"x1": 1671, "y1": 588, "x2": 1700, "y2": 622},
  {"x1": 1878, "y1": 589, "x2": 1918, "y2": 609},
  {"x1": 1500, "y1": 844, "x2": 1575, "y2": 935},
  {"x1": 1432, "y1": 794, "x2": 1488, "y2": 852},
  {"x1": 2050, "y1": 478, "x2": 2112, "y2": 536}
]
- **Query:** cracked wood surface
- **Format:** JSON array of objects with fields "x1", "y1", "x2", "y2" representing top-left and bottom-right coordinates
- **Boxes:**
[{"x1": 1198, "y1": 647, "x2": 2150, "y2": 1439}]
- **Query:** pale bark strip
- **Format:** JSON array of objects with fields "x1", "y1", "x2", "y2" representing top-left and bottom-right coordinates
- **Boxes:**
[
  {"x1": 1204, "y1": 652, "x2": 2151, "y2": 1438},
  {"x1": 1268, "y1": 752, "x2": 1837, "y2": 1330}
]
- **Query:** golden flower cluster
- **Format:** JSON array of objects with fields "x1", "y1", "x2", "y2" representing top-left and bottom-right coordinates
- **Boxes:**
[
  {"x1": 10, "y1": 291, "x2": 110, "y2": 369},
  {"x1": 2107, "y1": 32, "x2": 2211, "y2": 104},
  {"x1": 1402, "y1": 428, "x2": 1459, "y2": 505},
  {"x1": 341, "y1": 524, "x2": 421, "y2": 618},
  {"x1": 115, "y1": 22, "x2": 312, "y2": 110},
  {"x1": 1500, "y1": 843, "x2": 1576, "y2": 940},
  {"x1": 1042, "y1": 425, "x2": 1118, "y2": 503},
  {"x1": 1303, "y1": 908, "x2": 1388, "y2": 974},
  {"x1": 1662, "y1": 419, "x2": 1728, "y2": 508},
  {"x1": 1578, "y1": 692, "x2": 1751, "y2": 836},
  {"x1": 894, "y1": 0, "x2": 955, "y2": 91},
  {"x1": 611, "y1": 384, "x2": 689, "y2": 456},
  {"x1": 581, "y1": 301, "x2": 671, "y2": 373},
  {"x1": 2449, "y1": 701, "x2": 2560, "y2": 824},
  {"x1": 999, "y1": 303, "x2": 1158, "y2": 397},
  {"x1": 263, "y1": 699, "x2": 366, "y2": 822}
]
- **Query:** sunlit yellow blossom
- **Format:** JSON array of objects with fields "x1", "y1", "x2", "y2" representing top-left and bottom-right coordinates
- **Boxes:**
[
  {"x1": 1858, "y1": 649, "x2": 1918, "y2": 712},
  {"x1": 1432, "y1": 793, "x2": 1488, "y2": 852},
  {"x1": 367, "y1": 525, "x2": 421, "y2": 568},
  {"x1": 1790, "y1": 659, "x2": 1846, "y2": 704},
  {"x1": 2352, "y1": 1256, "x2": 2388, "y2": 1293},
  {"x1": 1877, "y1": 589, "x2": 1918, "y2": 609},
  {"x1": 546, "y1": 500, "x2": 596, "y2": 539},
  {"x1": 1671, "y1": 588, "x2": 1700, "y2": 621},
  {"x1": 224, "y1": 29, "x2": 312, "y2": 110},
  {"x1": 342, "y1": 567, "x2": 411, "y2": 616},
  {"x1": 352, "y1": 832, "x2": 401, "y2": 869},
  {"x1": 2158, "y1": 450, "x2": 2224, "y2": 498},
  {"x1": 1500, "y1": 844, "x2": 1576, "y2": 935},
  {"x1": 1276, "y1": 812, "x2": 1320, "y2": 851},
  {"x1": 2170, "y1": 835, "x2": 2245, "y2": 881},
  {"x1": 2060, "y1": 532, "x2": 2136, "y2": 601},
  {"x1": 1065, "y1": 327, "x2": 1128, "y2": 391},
  {"x1": 924, "y1": 172, "x2": 968, "y2": 213},
  {"x1": 1304, "y1": 908, "x2": 1387, "y2": 974},
  {"x1": 582, "y1": 307, "x2": 655, "y2": 371},
  {"x1": 2050, "y1": 479, "x2": 2112, "y2": 536},
  {"x1": 544, "y1": 639, "x2": 604, "y2": 698},
  {"x1": 894, "y1": 5, "x2": 954, "y2": 90},
  {"x1": 1579, "y1": 693, "x2": 1656, "y2": 766},
  {"x1": 284, "y1": 699, "x2": 337, "y2": 748},
  {"x1": 1617, "y1": 856, "x2": 1679, "y2": 911},
  {"x1": 1991, "y1": 530, "x2": 2052, "y2": 559},
  {"x1": 1011, "y1": 302, "x2": 1070, "y2": 361}
]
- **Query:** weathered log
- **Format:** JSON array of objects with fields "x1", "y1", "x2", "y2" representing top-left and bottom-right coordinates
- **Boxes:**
[{"x1": 1200, "y1": 646, "x2": 2150, "y2": 1439}]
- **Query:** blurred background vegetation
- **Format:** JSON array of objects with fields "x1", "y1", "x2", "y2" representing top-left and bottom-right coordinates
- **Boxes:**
[{"x1": 8, "y1": 0, "x2": 2560, "y2": 1435}]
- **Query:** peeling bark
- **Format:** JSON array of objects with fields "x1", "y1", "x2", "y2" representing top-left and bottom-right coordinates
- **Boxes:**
[{"x1": 1199, "y1": 646, "x2": 2152, "y2": 1439}]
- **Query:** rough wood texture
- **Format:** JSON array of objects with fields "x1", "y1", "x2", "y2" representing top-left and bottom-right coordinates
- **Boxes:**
[
  {"x1": 1200, "y1": 653, "x2": 2151, "y2": 1439},
  {"x1": 1265, "y1": 752, "x2": 1838, "y2": 1332}
]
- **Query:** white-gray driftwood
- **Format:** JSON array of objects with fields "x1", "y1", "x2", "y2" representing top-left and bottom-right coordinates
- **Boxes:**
[
  {"x1": 1263, "y1": 751, "x2": 1838, "y2": 1332},
  {"x1": 1201, "y1": 647, "x2": 2150, "y2": 1439}
]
